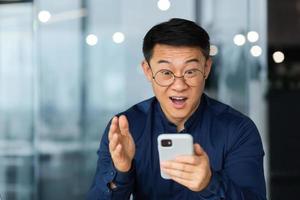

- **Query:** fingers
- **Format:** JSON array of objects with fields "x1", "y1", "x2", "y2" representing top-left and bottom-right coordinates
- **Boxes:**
[
  {"x1": 194, "y1": 143, "x2": 205, "y2": 156},
  {"x1": 161, "y1": 161, "x2": 195, "y2": 181},
  {"x1": 109, "y1": 134, "x2": 124, "y2": 159},
  {"x1": 161, "y1": 160, "x2": 195, "y2": 173},
  {"x1": 108, "y1": 116, "x2": 119, "y2": 141},
  {"x1": 108, "y1": 115, "x2": 129, "y2": 141},
  {"x1": 114, "y1": 143, "x2": 122, "y2": 155},
  {"x1": 119, "y1": 115, "x2": 130, "y2": 136},
  {"x1": 175, "y1": 155, "x2": 201, "y2": 165},
  {"x1": 174, "y1": 144, "x2": 206, "y2": 164},
  {"x1": 108, "y1": 115, "x2": 131, "y2": 155},
  {"x1": 161, "y1": 167, "x2": 194, "y2": 181},
  {"x1": 109, "y1": 133, "x2": 119, "y2": 153},
  {"x1": 161, "y1": 143, "x2": 211, "y2": 192}
]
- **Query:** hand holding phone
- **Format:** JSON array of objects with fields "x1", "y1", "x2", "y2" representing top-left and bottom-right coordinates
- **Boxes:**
[{"x1": 157, "y1": 133, "x2": 194, "y2": 179}]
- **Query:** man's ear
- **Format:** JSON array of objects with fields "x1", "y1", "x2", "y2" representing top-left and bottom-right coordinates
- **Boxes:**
[
  {"x1": 141, "y1": 60, "x2": 153, "y2": 82},
  {"x1": 203, "y1": 57, "x2": 212, "y2": 80}
]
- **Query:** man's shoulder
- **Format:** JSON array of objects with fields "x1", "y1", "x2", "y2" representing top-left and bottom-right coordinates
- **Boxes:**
[
  {"x1": 116, "y1": 97, "x2": 155, "y2": 127},
  {"x1": 205, "y1": 95, "x2": 262, "y2": 154},
  {"x1": 204, "y1": 95, "x2": 252, "y2": 125},
  {"x1": 122, "y1": 97, "x2": 155, "y2": 117},
  {"x1": 117, "y1": 97, "x2": 155, "y2": 135}
]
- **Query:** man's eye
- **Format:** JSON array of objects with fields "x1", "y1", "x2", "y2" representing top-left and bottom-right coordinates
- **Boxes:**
[
  {"x1": 185, "y1": 69, "x2": 197, "y2": 75},
  {"x1": 161, "y1": 70, "x2": 173, "y2": 76}
]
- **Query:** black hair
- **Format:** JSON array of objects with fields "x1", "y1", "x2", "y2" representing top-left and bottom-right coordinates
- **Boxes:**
[{"x1": 142, "y1": 18, "x2": 210, "y2": 63}]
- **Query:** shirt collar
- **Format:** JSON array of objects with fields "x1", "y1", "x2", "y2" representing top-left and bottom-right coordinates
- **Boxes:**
[{"x1": 154, "y1": 94, "x2": 206, "y2": 133}]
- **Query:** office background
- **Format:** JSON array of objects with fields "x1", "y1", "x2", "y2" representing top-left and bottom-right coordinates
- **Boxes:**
[{"x1": 0, "y1": 0, "x2": 299, "y2": 199}]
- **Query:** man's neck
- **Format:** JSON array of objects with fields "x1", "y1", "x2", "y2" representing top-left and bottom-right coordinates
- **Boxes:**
[
  {"x1": 177, "y1": 123, "x2": 185, "y2": 132},
  {"x1": 159, "y1": 97, "x2": 202, "y2": 132}
]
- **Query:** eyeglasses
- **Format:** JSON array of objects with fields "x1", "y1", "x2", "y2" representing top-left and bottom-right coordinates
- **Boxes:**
[{"x1": 151, "y1": 68, "x2": 205, "y2": 87}]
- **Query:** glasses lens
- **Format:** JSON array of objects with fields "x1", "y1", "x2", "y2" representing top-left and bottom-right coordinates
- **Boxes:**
[
  {"x1": 184, "y1": 69, "x2": 203, "y2": 86},
  {"x1": 153, "y1": 69, "x2": 204, "y2": 87},
  {"x1": 155, "y1": 70, "x2": 174, "y2": 86}
]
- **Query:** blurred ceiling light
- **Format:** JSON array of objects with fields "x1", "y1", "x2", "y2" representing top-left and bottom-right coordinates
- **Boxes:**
[
  {"x1": 250, "y1": 45, "x2": 262, "y2": 57},
  {"x1": 233, "y1": 34, "x2": 246, "y2": 46},
  {"x1": 86, "y1": 34, "x2": 98, "y2": 46},
  {"x1": 157, "y1": 0, "x2": 171, "y2": 11},
  {"x1": 112, "y1": 32, "x2": 125, "y2": 44},
  {"x1": 273, "y1": 51, "x2": 285, "y2": 63},
  {"x1": 38, "y1": 10, "x2": 51, "y2": 23},
  {"x1": 210, "y1": 45, "x2": 219, "y2": 56},
  {"x1": 247, "y1": 31, "x2": 259, "y2": 43}
]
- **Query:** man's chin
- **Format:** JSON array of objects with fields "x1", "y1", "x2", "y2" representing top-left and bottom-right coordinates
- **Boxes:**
[
  {"x1": 168, "y1": 110, "x2": 189, "y2": 121},
  {"x1": 161, "y1": 103, "x2": 191, "y2": 122}
]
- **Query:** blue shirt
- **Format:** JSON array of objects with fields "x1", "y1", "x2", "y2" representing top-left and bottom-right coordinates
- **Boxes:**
[{"x1": 87, "y1": 94, "x2": 266, "y2": 200}]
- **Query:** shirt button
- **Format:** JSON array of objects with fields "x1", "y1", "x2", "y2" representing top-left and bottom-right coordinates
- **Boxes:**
[{"x1": 110, "y1": 171, "x2": 115, "y2": 176}]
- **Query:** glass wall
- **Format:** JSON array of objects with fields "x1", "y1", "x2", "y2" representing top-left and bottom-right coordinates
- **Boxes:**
[
  {"x1": 35, "y1": 0, "x2": 195, "y2": 199},
  {"x1": 0, "y1": 2, "x2": 35, "y2": 200},
  {"x1": 1, "y1": 0, "x2": 196, "y2": 199},
  {"x1": 198, "y1": 0, "x2": 269, "y2": 195},
  {"x1": 0, "y1": 0, "x2": 268, "y2": 199}
]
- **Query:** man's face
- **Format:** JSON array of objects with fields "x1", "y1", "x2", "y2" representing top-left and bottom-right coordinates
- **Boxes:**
[{"x1": 142, "y1": 44, "x2": 212, "y2": 127}]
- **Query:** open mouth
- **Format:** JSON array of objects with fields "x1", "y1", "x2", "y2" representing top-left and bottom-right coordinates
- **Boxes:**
[{"x1": 169, "y1": 96, "x2": 187, "y2": 106}]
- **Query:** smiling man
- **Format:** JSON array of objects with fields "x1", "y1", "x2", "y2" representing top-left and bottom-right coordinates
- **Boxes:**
[{"x1": 87, "y1": 18, "x2": 266, "y2": 200}]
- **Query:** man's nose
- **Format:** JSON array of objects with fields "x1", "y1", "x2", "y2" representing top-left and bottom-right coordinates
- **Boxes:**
[{"x1": 171, "y1": 76, "x2": 188, "y2": 91}]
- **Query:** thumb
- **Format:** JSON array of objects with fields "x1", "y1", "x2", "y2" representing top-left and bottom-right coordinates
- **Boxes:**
[
  {"x1": 119, "y1": 115, "x2": 130, "y2": 135},
  {"x1": 194, "y1": 143, "x2": 205, "y2": 156}
]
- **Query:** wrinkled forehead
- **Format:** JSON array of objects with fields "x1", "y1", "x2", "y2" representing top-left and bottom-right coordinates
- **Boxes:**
[{"x1": 149, "y1": 44, "x2": 207, "y2": 65}]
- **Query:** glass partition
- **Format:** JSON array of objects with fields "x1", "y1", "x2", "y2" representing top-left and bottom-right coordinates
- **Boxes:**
[
  {"x1": 0, "y1": 2, "x2": 35, "y2": 200},
  {"x1": 198, "y1": 0, "x2": 268, "y2": 196}
]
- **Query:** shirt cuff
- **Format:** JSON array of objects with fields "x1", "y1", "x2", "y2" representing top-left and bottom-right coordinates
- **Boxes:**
[
  {"x1": 103, "y1": 161, "x2": 135, "y2": 195},
  {"x1": 197, "y1": 170, "x2": 222, "y2": 198},
  {"x1": 114, "y1": 163, "x2": 135, "y2": 186}
]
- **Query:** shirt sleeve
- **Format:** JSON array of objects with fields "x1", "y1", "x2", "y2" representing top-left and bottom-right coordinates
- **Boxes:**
[
  {"x1": 197, "y1": 118, "x2": 267, "y2": 200},
  {"x1": 86, "y1": 121, "x2": 135, "y2": 200}
]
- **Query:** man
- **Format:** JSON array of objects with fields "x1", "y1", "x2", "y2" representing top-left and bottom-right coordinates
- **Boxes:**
[{"x1": 87, "y1": 18, "x2": 266, "y2": 199}]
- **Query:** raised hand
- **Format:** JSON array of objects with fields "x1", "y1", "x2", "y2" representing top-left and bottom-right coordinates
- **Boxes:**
[{"x1": 108, "y1": 115, "x2": 135, "y2": 172}]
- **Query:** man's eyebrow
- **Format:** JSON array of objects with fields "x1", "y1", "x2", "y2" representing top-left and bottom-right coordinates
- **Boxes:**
[
  {"x1": 185, "y1": 58, "x2": 200, "y2": 64},
  {"x1": 156, "y1": 58, "x2": 201, "y2": 65},
  {"x1": 157, "y1": 60, "x2": 171, "y2": 64}
]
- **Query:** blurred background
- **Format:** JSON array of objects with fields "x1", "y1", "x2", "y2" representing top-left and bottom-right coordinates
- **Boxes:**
[{"x1": 0, "y1": 0, "x2": 299, "y2": 199}]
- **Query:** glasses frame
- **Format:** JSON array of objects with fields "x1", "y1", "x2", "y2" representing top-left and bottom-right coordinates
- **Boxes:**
[{"x1": 147, "y1": 62, "x2": 206, "y2": 87}]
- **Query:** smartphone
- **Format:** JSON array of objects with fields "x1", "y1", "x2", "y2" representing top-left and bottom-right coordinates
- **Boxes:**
[{"x1": 157, "y1": 133, "x2": 194, "y2": 179}]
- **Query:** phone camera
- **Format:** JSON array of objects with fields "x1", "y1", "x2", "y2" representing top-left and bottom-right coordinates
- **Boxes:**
[{"x1": 161, "y1": 139, "x2": 172, "y2": 147}]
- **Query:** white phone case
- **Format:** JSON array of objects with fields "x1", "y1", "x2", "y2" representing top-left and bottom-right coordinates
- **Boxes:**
[{"x1": 157, "y1": 133, "x2": 194, "y2": 179}]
